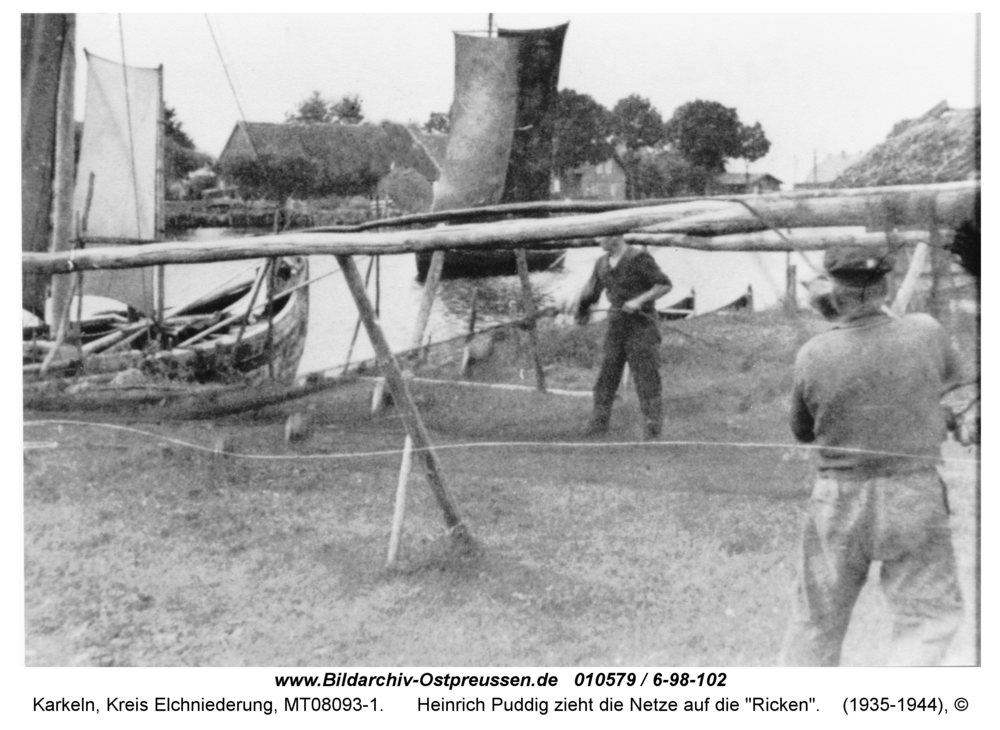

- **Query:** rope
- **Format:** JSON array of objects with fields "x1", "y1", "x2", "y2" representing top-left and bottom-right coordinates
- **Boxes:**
[
  {"x1": 23, "y1": 419, "x2": 978, "y2": 466},
  {"x1": 722, "y1": 198, "x2": 821, "y2": 276},
  {"x1": 204, "y1": 16, "x2": 254, "y2": 156}
]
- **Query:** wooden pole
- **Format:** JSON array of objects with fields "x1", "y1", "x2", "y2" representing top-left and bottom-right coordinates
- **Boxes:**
[
  {"x1": 784, "y1": 261, "x2": 798, "y2": 313},
  {"x1": 336, "y1": 253, "x2": 472, "y2": 544},
  {"x1": 892, "y1": 243, "x2": 930, "y2": 315},
  {"x1": 39, "y1": 276, "x2": 79, "y2": 376},
  {"x1": 47, "y1": 16, "x2": 76, "y2": 331},
  {"x1": 231, "y1": 258, "x2": 272, "y2": 354},
  {"x1": 23, "y1": 182, "x2": 979, "y2": 275},
  {"x1": 155, "y1": 64, "x2": 166, "y2": 327},
  {"x1": 928, "y1": 210, "x2": 949, "y2": 326},
  {"x1": 265, "y1": 257, "x2": 276, "y2": 380},
  {"x1": 514, "y1": 248, "x2": 546, "y2": 392},
  {"x1": 386, "y1": 435, "x2": 414, "y2": 566},
  {"x1": 342, "y1": 256, "x2": 376, "y2": 374},
  {"x1": 410, "y1": 249, "x2": 445, "y2": 355}
]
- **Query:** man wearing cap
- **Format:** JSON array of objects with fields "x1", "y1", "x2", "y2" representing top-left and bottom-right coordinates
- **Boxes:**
[
  {"x1": 576, "y1": 235, "x2": 672, "y2": 439},
  {"x1": 780, "y1": 244, "x2": 964, "y2": 666}
]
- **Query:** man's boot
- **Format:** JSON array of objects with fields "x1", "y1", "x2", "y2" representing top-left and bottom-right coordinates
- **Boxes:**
[
  {"x1": 583, "y1": 402, "x2": 612, "y2": 436},
  {"x1": 642, "y1": 396, "x2": 663, "y2": 441}
]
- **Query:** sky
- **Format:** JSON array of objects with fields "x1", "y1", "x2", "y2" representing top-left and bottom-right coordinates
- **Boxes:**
[{"x1": 71, "y1": 12, "x2": 979, "y2": 188}]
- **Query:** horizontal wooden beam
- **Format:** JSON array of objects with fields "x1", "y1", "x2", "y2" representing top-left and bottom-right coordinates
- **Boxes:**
[
  {"x1": 626, "y1": 228, "x2": 943, "y2": 252},
  {"x1": 22, "y1": 181, "x2": 977, "y2": 275},
  {"x1": 636, "y1": 181, "x2": 975, "y2": 236}
]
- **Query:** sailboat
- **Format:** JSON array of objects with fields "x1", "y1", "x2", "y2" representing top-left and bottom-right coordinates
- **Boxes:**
[
  {"x1": 414, "y1": 22, "x2": 569, "y2": 279},
  {"x1": 22, "y1": 15, "x2": 310, "y2": 413}
]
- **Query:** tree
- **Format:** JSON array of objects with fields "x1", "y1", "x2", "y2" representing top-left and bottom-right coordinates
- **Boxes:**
[
  {"x1": 162, "y1": 105, "x2": 213, "y2": 183},
  {"x1": 287, "y1": 91, "x2": 333, "y2": 124},
  {"x1": 739, "y1": 121, "x2": 771, "y2": 168},
  {"x1": 609, "y1": 94, "x2": 666, "y2": 199},
  {"x1": 552, "y1": 89, "x2": 612, "y2": 173},
  {"x1": 663, "y1": 100, "x2": 745, "y2": 173},
  {"x1": 377, "y1": 166, "x2": 433, "y2": 214},
  {"x1": 164, "y1": 106, "x2": 194, "y2": 149},
  {"x1": 330, "y1": 94, "x2": 364, "y2": 125},
  {"x1": 424, "y1": 111, "x2": 450, "y2": 134},
  {"x1": 632, "y1": 150, "x2": 704, "y2": 199},
  {"x1": 664, "y1": 100, "x2": 772, "y2": 177},
  {"x1": 218, "y1": 153, "x2": 318, "y2": 201},
  {"x1": 610, "y1": 94, "x2": 665, "y2": 153}
]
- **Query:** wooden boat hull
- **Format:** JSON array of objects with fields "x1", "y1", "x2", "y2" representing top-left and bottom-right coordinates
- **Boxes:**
[
  {"x1": 24, "y1": 257, "x2": 310, "y2": 411},
  {"x1": 415, "y1": 248, "x2": 565, "y2": 280}
]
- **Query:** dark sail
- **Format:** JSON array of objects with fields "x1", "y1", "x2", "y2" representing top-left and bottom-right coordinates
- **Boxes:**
[
  {"x1": 418, "y1": 23, "x2": 568, "y2": 278},
  {"x1": 497, "y1": 24, "x2": 568, "y2": 204},
  {"x1": 21, "y1": 13, "x2": 72, "y2": 315}
]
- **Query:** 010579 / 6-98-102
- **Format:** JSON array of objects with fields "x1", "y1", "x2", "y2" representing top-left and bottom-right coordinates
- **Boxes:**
[{"x1": 574, "y1": 672, "x2": 727, "y2": 688}]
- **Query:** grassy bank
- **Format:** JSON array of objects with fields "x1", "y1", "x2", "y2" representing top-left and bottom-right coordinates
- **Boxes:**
[{"x1": 23, "y1": 309, "x2": 979, "y2": 666}]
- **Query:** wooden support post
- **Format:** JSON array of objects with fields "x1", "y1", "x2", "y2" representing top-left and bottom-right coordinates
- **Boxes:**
[
  {"x1": 410, "y1": 250, "x2": 445, "y2": 356},
  {"x1": 265, "y1": 257, "x2": 276, "y2": 380},
  {"x1": 892, "y1": 243, "x2": 929, "y2": 316},
  {"x1": 784, "y1": 257, "x2": 798, "y2": 314},
  {"x1": 342, "y1": 256, "x2": 376, "y2": 374},
  {"x1": 927, "y1": 210, "x2": 949, "y2": 326},
  {"x1": 375, "y1": 255, "x2": 381, "y2": 317},
  {"x1": 386, "y1": 435, "x2": 414, "y2": 566},
  {"x1": 39, "y1": 276, "x2": 79, "y2": 376},
  {"x1": 232, "y1": 258, "x2": 272, "y2": 355},
  {"x1": 514, "y1": 248, "x2": 547, "y2": 393},
  {"x1": 336, "y1": 253, "x2": 472, "y2": 545}
]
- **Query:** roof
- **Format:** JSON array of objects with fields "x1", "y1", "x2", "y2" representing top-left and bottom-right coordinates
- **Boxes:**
[
  {"x1": 220, "y1": 121, "x2": 440, "y2": 182},
  {"x1": 715, "y1": 172, "x2": 782, "y2": 186},
  {"x1": 834, "y1": 103, "x2": 980, "y2": 187}
]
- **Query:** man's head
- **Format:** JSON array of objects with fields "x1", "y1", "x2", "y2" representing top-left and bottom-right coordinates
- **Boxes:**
[
  {"x1": 597, "y1": 235, "x2": 626, "y2": 254},
  {"x1": 823, "y1": 244, "x2": 896, "y2": 288},
  {"x1": 823, "y1": 244, "x2": 895, "y2": 315}
]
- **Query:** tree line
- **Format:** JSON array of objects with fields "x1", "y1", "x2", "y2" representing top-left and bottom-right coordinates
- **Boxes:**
[
  {"x1": 422, "y1": 90, "x2": 770, "y2": 199},
  {"x1": 165, "y1": 89, "x2": 772, "y2": 204},
  {"x1": 550, "y1": 91, "x2": 771, "y2": 198}
]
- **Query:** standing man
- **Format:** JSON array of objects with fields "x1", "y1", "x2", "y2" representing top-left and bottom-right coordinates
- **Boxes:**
[
  {"x1": 781, "y1": 244, "x2": 964, "y2": 666},
  {"x1": 576, "y1": 235, "x2": 672, "y2": 439}
]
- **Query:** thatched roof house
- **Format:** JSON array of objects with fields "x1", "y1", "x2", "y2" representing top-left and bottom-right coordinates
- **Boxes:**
[
  {"x1": 834, "y1": 102, "x2": 980, "y2": 187},
  {"x1": 217, "y1": 120, "x2": 440, "y2": 193},
  {"x1": 835, "y1": 102, "x2": 980, "y2": 277}
]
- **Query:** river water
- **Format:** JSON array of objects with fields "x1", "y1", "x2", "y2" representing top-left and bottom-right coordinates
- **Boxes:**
[{"x1": 169, "y1": 228, "x2": 824, "y2": 378}]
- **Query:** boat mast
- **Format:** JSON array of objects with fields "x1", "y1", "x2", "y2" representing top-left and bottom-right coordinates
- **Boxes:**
[
  {"x1": 48, "y1": 15, "x2": 77, "y2": 331},
  {"x1": 155, "y1": 63, "x2": 166, "y2": 324}
]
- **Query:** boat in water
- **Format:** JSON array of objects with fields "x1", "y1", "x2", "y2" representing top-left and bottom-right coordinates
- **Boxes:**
[
  {"x1": 22, "y1": 15, "x2": 309, "y2": 413},
  {"x1": 415, "y1": 23, "x2": 569, "y2": 280}
]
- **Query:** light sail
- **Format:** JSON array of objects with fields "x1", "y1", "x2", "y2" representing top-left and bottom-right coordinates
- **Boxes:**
[
  {"x1": 74, "y1": 52, "x2": 162, "y2": 316},
  {"x1": 74, "y1": 51, "x2": 161, "y2": 241}
]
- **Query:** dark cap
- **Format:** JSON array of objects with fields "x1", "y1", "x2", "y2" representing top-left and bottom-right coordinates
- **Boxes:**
[{"x1": 823, "y1": 245, "x2": 896, "y2": 285}]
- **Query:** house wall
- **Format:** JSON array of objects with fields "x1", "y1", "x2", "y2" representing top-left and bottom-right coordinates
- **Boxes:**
[{"x1": 576, "y1": 160, "x2": 627, "y2": 200}]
